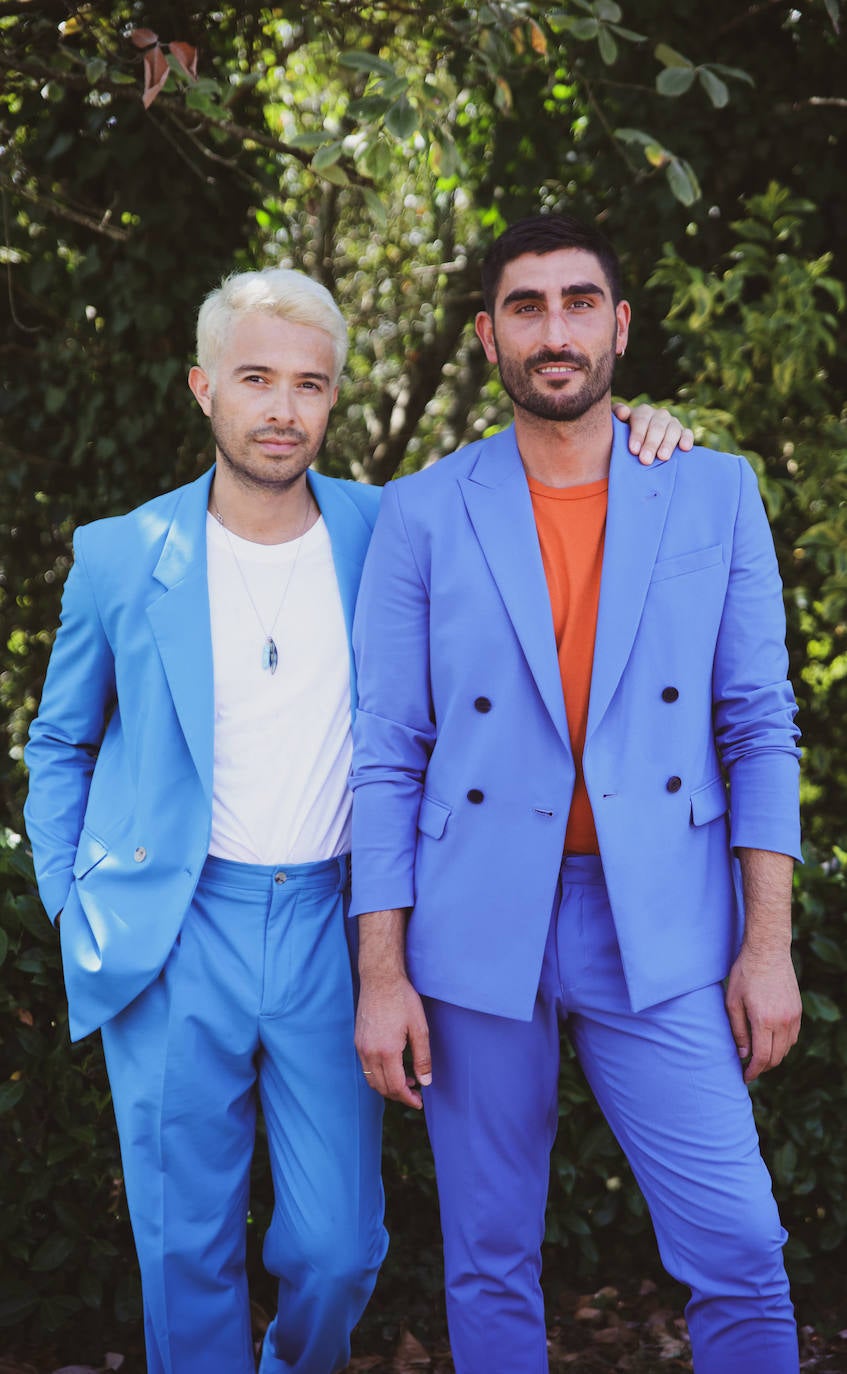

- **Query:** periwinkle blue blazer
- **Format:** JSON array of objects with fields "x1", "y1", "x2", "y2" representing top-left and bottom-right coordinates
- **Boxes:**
[
  {"x1": 24, "y1": 466, "x2": 381, "y2": 1042},
  {"x1": 349, "y1": 419, "x2": 801, "y2": 1021}
]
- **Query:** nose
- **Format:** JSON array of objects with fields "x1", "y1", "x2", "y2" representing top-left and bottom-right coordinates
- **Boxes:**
[
  {"x1": 540, "y1": 307, "x2": 572, "y2": 351},
  {"x1": 263, "y1": 384, "x2": 298, "y2": 426}
]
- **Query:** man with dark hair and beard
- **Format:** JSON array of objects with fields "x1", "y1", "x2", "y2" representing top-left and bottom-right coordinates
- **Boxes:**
[
  {"x1": 350, "y1": 214, "x2": 803, "y2": 1374},
  {"x1": 24, "y1": 262, "x2": 685, "y2": 1374}
]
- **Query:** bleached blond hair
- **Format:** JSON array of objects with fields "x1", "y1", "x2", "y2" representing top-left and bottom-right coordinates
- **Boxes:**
[{"x1": 196, "y1": 267, "x2": 348, "y2": 386}]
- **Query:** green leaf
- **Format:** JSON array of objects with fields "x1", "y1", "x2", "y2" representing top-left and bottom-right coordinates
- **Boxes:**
[
  {"x1": 666, "y1": 157, "x2": 701, "y2": 205},
  {"x1": 608, "y1": 24, "x2": 647, "y2": 43},
  {"x1": 338, "y1": 51, "x2": 395, "y2": 77},
  {"x1": 655, "y1": 43, "x2": 691, "y2": 68},
  {"x1": 384, "y1": 95, "x2": 418, "y2": 140},
  {"x1": 30, "y1": 1232, "x2": 76, "y2": 1272},
  {"x1": 598, "y1": 27, "x2": 617, "y2": 65},
  {"x1": 569, "y1": 18, "x2": 600, "y2": 40},
  {"x1": 594, "y1": 0, "x2": 622, "y2": 19},
  {"x1": 311, "y1": 140, "x2": 344, "y2": 170},
  {"x1": 710, "y1": 63, "x2": 756, "y2": 86},
  {"x1": 657, "y1": 67, "x2": 695, "y2": 97},
  {"x1": 362, "y1": 187, "x2": 388, "y2": 229},
  {"x1": 347, "y1": 95, "x2": 392, "y2": 122},
  {"x1": 288, "y1": 131, "x2": 331, "y2": 151},
  {"x1": 85, "y1": 58, "x2": 107, "y2": 85},
  {"x1": 0, "y1": 1080, "x2": 25, "y2": 1113},
  {"x1": 614, "y1": 126, "x2": 654, "y2": 146},
  {"x1": 803, "y1": 990, "x2": 842, "y2": 1022},
  {"x1": 699, "y1": 68, "x2": 730, "y2": 109},
  {"x1": 823, "y1": 0, "x2": 841, "y2": 30}
]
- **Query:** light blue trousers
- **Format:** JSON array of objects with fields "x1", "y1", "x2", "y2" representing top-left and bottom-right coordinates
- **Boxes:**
[
  {"x1": 423, "y1": 855, "x2": 798, "y2": 1374},
  {"x1": 101, "y1": 854, "x2": 387, "y2": 1374}
]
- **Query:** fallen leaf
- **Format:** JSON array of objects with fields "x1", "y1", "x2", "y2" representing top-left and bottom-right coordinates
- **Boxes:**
[{"x1": 392, "y1": 1329, "x2": 431, "y2": 1370}]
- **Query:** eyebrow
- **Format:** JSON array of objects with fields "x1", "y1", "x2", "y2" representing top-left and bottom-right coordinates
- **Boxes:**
[
  {"x1": 500, "y1": 281, "x2": 607, "y2": 309},
  {"x1": 232, "y1": 364, "x2": 332, "y2": 384}
]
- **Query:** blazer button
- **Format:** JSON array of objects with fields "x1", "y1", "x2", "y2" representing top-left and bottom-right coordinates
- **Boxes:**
[
  {"x1": 134, "y1": 846, "x2": 147, "y2": 862},
  {"x1": 666, "y1": 776, "x2": 682, "y2": 794},
  {"x1": 662, "y1": 686, "x2": 679, "y2": 702},
  {"x1": 467, "y1": 788, "x2": 484, "y2": 804},
  {"x1": 474, "y1": 696, "x2": 492, "y2": 713}
]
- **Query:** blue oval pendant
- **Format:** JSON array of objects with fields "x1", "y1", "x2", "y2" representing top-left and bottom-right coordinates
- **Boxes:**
[{"x1": 262, "y1": 638, "x2": 279, "y2": 674}]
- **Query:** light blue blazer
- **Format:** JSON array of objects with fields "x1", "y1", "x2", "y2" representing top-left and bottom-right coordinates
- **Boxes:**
[
  {"x1": 350, "y1": 418, "x2": 801, "y2": 1021},
  {"x1": 25, "y1": 466, "x2": 381, "y2": 1042}
]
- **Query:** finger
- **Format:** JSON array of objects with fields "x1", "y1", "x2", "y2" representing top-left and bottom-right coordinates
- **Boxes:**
[
  {"x1": 679, "y1": 426, "x2": 694, "y2": 451},
  {"x1": 744, "y1": 1028, "x2": 774, "y2": 1084},
  {"x1": 611, "y1": 402, "x2": 632, "y2": 422},
  {"x1": 381, "y1": 1050, "x2": 424, "y2": 1110},
  {"x1": 409, "y1": 1015, "x2": 432, "y2": 1088},
  {"x1": 624, "y1": 403, "x2": 657, "y2": 457},
  {"x1": 725, "y1": 997, "x2": 751, "y2": 1063}
]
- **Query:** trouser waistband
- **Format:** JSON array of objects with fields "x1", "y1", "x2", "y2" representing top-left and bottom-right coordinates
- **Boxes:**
[{"x1": 200, "y1": 852, "x2": 349, "y2": 894}]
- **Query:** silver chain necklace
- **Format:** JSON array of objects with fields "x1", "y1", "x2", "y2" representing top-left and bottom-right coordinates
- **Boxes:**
[{"x1": 213, "y1": 498, "x2": 313, "y2": 674}]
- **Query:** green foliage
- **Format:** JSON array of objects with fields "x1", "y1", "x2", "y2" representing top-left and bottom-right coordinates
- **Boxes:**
[
  {"x1": 648, "y1": 184, "x2": 847, "y2": 847},
  {"x1": 0, "y1": 832, "x2": 140, "y2": 1343}
]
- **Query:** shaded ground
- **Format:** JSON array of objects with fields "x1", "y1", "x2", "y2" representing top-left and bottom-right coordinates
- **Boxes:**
[{"x1": 3, "y1": 1280, "x2": 846, "y2": 1373}]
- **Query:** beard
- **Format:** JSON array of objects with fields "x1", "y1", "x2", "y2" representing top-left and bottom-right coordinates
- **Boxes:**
[
  {"x1": 495, "y1": 331, "x2": 618, "y2": 423},
  {"x1": 210, "y1": 403, "x2": 325, "y2": 492}
]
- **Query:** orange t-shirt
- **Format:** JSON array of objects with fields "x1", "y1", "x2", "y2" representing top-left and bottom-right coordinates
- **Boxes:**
[{"x1": 528, "y1": 476, "x2": 608, "y2": 855}]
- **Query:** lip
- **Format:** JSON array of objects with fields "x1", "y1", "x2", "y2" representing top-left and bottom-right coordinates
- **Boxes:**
[{"x1": 255, "y1": 436, "x2": 301, "y2": 451}]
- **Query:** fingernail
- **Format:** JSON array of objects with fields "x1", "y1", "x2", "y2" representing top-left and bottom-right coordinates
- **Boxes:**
[{"x1": 420, "y1": 1073, "x2": 432, "y2": 1086}]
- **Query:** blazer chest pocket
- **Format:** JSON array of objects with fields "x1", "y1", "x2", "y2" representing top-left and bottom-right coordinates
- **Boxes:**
[
  {"x1": 651, "y1": 543, "x2": 723, "y2": 584},
  {"x1": 690, "y1": 777, "x2": 729, "y2": 827},
  {"x1": 72, "y1": 828, "x2": 109, "y2": 880},
  {"x1": 417, "y1": 795, "x2": 452, "y2": 839}
]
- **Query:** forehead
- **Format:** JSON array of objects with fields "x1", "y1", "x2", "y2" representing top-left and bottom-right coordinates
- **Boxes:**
[
  {"x1": 496, "y1": 248, "x2": 612, "y2": 302},
  {"x1": 219, "y1": 311, "x2": 335, "y2": 373}
]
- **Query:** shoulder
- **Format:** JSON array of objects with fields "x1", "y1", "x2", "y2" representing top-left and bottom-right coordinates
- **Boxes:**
[
  {"x1": 309, "y1": 471, "x2": 382, "y2": 530},
  {"x1": 73, "y1": 469, "x2": 211, "y2": 560}
]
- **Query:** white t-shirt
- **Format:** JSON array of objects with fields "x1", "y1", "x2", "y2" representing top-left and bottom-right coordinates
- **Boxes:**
[{"x1": 206, "y1": 512, "x2": 352, "y2": 864}]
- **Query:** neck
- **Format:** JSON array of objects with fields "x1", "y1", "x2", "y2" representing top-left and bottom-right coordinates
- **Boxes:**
[
  {"x1": 210, "y1": 468, "x2": 318, "y2": 544},
  {"x1": 514, "y1": 401, "x2": 613, "y2": 488}
]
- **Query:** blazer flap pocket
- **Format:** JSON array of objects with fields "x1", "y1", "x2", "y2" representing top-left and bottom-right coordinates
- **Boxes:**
[
  {"x1": 417, "y1": 795, "x2": 452, "y2": 839},
  {"x1": 73, "y1": 829, "x2": 109, "y2": 879},
  {"x1": 652, "y1": 544, "x2": 723, "y2": 584},
  {"x1": 690, "y1": 777, "x2": 729, "y2": 827}
]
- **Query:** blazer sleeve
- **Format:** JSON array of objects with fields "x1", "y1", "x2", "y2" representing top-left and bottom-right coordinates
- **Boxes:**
[
  {"x1": 24, "y1": 530, "x2": 116, "y2": 920},
  {"x1": 349, "y1": 479, "x2": 435, "y2": 917},
  {"x1": 712, "y1": 458, "x2": 802, "y2": 860}
]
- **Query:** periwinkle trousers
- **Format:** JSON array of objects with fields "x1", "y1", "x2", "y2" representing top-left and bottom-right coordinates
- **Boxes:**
[
  {"x1": 101, "y1": 853, "x2": 387, "y2": 1374},
  {"x1": 423, "y1": 854, "x2": 798, "y2": 1374}
]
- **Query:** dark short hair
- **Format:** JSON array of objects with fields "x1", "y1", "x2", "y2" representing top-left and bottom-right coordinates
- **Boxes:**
[{"x1": 481, "y1": 213, "x2": 623, "y2": 314}]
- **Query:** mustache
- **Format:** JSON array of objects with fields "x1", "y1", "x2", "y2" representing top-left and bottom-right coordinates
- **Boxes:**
[
  {"x1": 525, "y1": 348, "x2": 590, "y2": 371},
  {"x1": 249, "y1": 427, "x2": 308, "y2": 443}
]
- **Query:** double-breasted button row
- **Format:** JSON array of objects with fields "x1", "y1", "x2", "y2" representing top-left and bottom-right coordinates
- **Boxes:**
[
  {"x1": 666, "y1": 776, "x2": 682, "y2": 793},
  {"x1": 467, "y1": 788, "x2": 484, "y2": 804},
  {"x1": 474, "y1": 696, "x2": 492, "y2": 713},
  {"x1": 662, "y1": 686, "x2": 680, "y2": 702}
]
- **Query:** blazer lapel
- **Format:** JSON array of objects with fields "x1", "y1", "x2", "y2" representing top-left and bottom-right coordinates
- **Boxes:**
[
  {"x1": 586, "y1": 419, "x2": 676, "y2": 740},
  {"x1": 459, "y1": 427, "x2": 570, "y2": 751},
  {"x1": 147, "y1": 468, "x2": 216, "y2": 802},
  {"x1": 308, "y1": 470, "x2": 374, "y2": 713}
]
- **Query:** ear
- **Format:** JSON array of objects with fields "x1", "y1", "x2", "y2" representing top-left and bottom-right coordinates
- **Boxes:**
[
  {"x1": 188, "y1": 365, "x2": 213, "y2": 417},
  {"x1": 474, "y1": 311, "x2": 498, "y2": 364},
  {"x1": 615, "y1": 300, "x2": 631, "y2": 357}
]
